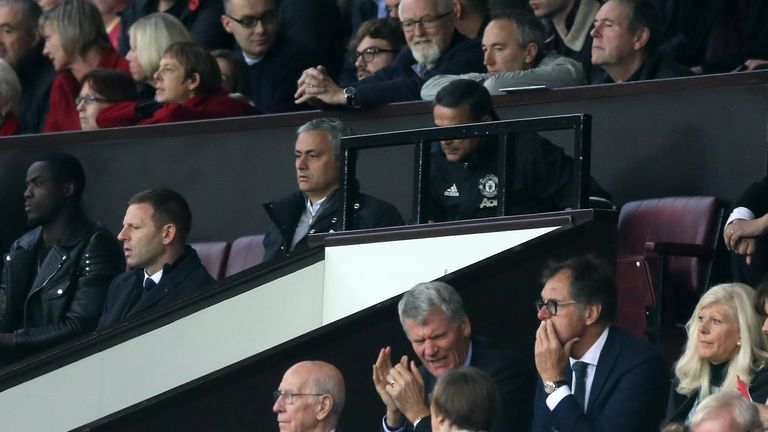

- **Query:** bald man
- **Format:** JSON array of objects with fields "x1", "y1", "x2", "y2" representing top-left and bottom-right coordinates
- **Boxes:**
[{"x1": 273, "y1": 361, "x2": 346, "y2": 432}]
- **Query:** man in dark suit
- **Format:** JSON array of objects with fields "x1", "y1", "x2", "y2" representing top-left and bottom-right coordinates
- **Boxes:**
[
  {"x1": 294, "y1": 0, "x2": 484, "y2": 109},
  {"x1": 373, "y1": 281, "x2": 534, "y2": 432},
  {"x1": 97, "y1": 189, "x2": 213, "y2": 329},
  {"x1": 532, "y1": 256, "x2": 668, "y2": 432}
]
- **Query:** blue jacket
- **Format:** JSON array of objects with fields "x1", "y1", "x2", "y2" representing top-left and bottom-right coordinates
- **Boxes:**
[{"x1": 531, "y1": 326, "x2": 668, "y2": 432}]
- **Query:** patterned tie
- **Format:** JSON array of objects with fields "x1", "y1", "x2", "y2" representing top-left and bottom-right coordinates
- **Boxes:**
[{"x1": 572, "y1": 361, "x2": 588, "y2": 411}]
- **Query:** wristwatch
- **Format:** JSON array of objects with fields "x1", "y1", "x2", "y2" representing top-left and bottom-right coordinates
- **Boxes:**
[
  {"x1": 343, "y1": 86, "x2": 358, "y2": 107},
  {"x1": 543, "y1": 380, "x2": 569, "y2": 394}
]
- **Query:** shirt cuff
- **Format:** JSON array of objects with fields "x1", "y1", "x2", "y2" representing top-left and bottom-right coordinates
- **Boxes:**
[
  {"x1": 382, "y1": 415, "x2": 405, "y2": 432},
  {"x1": 545, "y1": 385, "x2": 571, "y2": 411},
  {"x1": 727, "y1": 207, "x2": 756, "y2": 225}
]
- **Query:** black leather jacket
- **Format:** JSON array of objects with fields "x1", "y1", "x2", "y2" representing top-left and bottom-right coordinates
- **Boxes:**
[{"x1": 0, "y1": 213, "x2": 124, "y2": 353}]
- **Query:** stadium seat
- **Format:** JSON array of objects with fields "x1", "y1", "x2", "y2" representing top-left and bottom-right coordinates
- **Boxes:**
[
  {"x1": 224, "y1": 234, "x2": 266, "y2": 277},
  {"x1": 616, "y1": 196, "x2": 723, "y2": 344},
  {"x1": 190, "y1": 241, "x2": 231, "y2": 281}
]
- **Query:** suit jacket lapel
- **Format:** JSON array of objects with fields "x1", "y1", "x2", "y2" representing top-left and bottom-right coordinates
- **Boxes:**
[{"x1": 586, "y1": 328, "x2": 619, "y2": 412}]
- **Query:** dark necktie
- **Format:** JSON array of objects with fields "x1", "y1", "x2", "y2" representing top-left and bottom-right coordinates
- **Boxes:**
[
  {"x1": 143, "y1": 278, "x2": 157, "y2": 292},
  {"x1": 572, "y1": 361, "x2": 588, "y2": 410}
]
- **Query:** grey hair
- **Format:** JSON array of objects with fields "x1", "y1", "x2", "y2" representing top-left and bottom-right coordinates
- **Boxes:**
[
  {"x1": 489, "y1": 10, "x2": 545, "y2": 65},
  {"x1": 296, "y1": 117, "x2": 352, "y2": 163},
  {"x1": 690, "y1": 390, "x2": 762, "y2": 431},
  {"x1": 308, "y1": 361, "x2": 346, "y2": 423},
  {"x1": 399, "y1": 0, "x2": 453, "y2": 17},
  {"x1": 398, "y1": 281, "x2": 466, "y2": 330},
  {"x1": 0, "y1": 0, "x2": 41, "y2": 38},
  {"x1": 0, "y1": 59, "x2": 20, "y2": 112}
]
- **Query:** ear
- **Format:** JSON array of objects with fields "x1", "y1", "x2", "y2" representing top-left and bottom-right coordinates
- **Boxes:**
[
  {"x1": 61, "y1": 181, "x2": 75, "y2": 198},
  {"x1": 186, "y1": 72, "x2": 201, "y2": 92},
  {"x1": 160, "y1": 224, "x2": 177, "y2": 246},
  {"x1": 583, "y1": 303, "x2": 602, "y2": 326},
  {"x1": 633, "y1": 27, "x2": 650, "y2": 51},
  {"x1": 452, "y1": 0, "x2": 461, "y2": 18},
  {"x1": 460, "y1": 315, "x2": 471, "y2": 338},
  {"x1": 315, "y1": 394, "x2": 333, "y2": 421},
  {"x1": 220, "y1": 15, "x2": 233, "y2": 34},
  {"x1": 524, "y1": 42, "x2": 538, "y2": 66}
]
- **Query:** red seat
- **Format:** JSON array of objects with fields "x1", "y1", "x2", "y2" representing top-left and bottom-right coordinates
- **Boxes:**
[
  {"x1": 616, "y1": 197, "x2": 723, "y2": 343},
  {"x1": 190, "y1": 241, "x2": 231, "y2": 281},
  {"x1": 224, "y1": 235, "x2": 266, "y2": 277},
  {"x1": 615, "y1": 257, "x2": 656, "y2": 340}
]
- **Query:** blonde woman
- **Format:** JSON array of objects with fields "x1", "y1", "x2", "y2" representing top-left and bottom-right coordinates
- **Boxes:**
[
  {"x1": 667, "y1": 283, "x2": 768, "y2": 424},
  {"x1": 126, "y1": 13, "x2": 191, "y2": 98}
]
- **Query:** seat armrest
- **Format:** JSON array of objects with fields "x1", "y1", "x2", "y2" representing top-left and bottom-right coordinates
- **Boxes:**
[{"x1": 644, "y1": 241, "x2": 714, "y2": 258}]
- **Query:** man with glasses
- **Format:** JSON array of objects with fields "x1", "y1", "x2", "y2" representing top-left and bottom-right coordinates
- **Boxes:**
[
  {"x1": 346, "y1": 17, "x2": 404, "y2": 82},
  {"x1": 373, "y1": 281, "x2": 534, "y2": 432},
  {"x1": 273, "y1": 360, "x2": 345, "y2": 432},
  {"x1": 532, "y1": 256, "x2": 667, "y2": 432},
  {"x1": 220, "y1": 0, "x2": 319, "y2": 112},
  {"x1": 295, "y1": 0, "x2": 484, "y2": 109}
]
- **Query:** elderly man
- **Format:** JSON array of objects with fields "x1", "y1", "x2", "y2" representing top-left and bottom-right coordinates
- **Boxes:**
[
  {"x1": 273, "y1": 360, "x2": 345, "y2": 432},
  {"x1": 530, "y1": 0, "x2": 599, "y2": 80},
  {"x1": 421, "y1": 10, "x2": 584, "y2": 99},
  {"x1": 262, "y1": 118, "x2": 403, "y2": 261},
  {"x1": 0, "y1": 154, "x2": 123, "y2": 360},
  {"x1": 426, "y1": 79, "x2": 610, "y2": 221},
  {"x1": 220, "y1": 0, "x2": 319, "y2": 112},
  {"x1": 373, "y1": 281, "x2": 533, "y2": 432},
  {"x1": 690, "y1": 391, "x2": 763, "y2": 432},
  {"x1": 532, "y1": 256, "x2": 667, "y2": 432},
  {"x1": 590, "y1": 0, "x2": 691, "y2": 83},
  {"x1": 97, "y1": 189, "x2": 213, "y2": 329},
  {"x1": 0, "y1": 0, "x2": 55, "y2": 133},
  {"x1": 295, "y1": 0, "x2": 483, "y2": 109}
]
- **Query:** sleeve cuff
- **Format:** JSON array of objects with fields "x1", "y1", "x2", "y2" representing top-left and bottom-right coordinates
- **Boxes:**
[
  {"x1": 727, "y1": 207, "x2": 756, "y2": 225},
  {"x1": 382, "y1": 415, "x2": 405, "y2": 432},
  {"x1": 545, "y1": 385, "x2": 571, "y2": 411}
]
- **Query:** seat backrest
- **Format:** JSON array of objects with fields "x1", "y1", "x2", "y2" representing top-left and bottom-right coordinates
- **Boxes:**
[
  {"x1": 190, "y1": 241, "x2": 231, "y2": 281},
  {"x1": 224, "y1": 234, "x2": 266, "y2": 277},
  {"x1": 617, "y1": 196, "x2": 722, "y2": 295},
  {"x1": 615, "y1": 256, "x2": 656, "y2": 340}
]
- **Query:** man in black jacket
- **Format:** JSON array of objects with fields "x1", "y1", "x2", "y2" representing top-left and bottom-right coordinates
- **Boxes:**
[
  {"x1": 427, "y1": 79, "x2": 611, "y2": 222},
  {"x1": 294, "y1": 0, "x2": 484, "y2": 109},
  {"x1": 262, "y1": 117, "x2": 404, "y2": 261},
  {"x1": 97, "y1": 189, "x2": 213, "y2": 329},
  {"x1": 0, "y1": 154, "x2": 124, "y2": 360},
  {"x1": 220, "y1": 0, "x2": 320, "y2": 113}
]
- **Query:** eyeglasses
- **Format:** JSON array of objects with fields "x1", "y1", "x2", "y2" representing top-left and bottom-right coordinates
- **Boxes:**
[
  {"x1": 272, "y1": 390, "x2": 326, "y2": 405},
  {"x1": 225, "y1": 10, "x2": 277, "y2": 28},
  {"x1": 401, "y1": 11, "x2": 452, "y2": 32},
  {"x1": 535, "y1": 299, "x2": 578, "y2": 316},
  {"x1": 75, "y1": 95, "x2": 108, "y2": 106},
  {"x1": 353, "y1": 46, "x2": 396, "y2": 63}
]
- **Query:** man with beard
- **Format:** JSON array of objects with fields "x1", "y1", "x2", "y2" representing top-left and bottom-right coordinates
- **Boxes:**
[
  {"x1": 0, "y1": 154, "x2": 123, "y2": 361},
  {"x1": 294, "y1": 0, "x2": 484, "y2": 109},
  {"x1": 343, "y1": 17, "x2": 405, "y2": 84}
]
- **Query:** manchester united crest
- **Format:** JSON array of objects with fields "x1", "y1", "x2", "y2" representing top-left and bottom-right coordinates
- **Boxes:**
[{"x1": 478, "y1": 174, "x2": 499, "y2": 198}]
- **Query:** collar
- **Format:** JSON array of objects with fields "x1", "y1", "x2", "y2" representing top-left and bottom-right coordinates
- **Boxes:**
[
  {"x1": 462, "y1": 340, "x2": 473, "y2": 367},
  {"x1": 570, "y1": 326, "x2": 610, "y2": 366},
  {"x1": 242, "y1": 51, "x2": 264, "y2": 65},
  {"x1": 305, "y1": 194, "x2": 329, "y2": 217},
  {"x1": 144, "y1": 268, "x2": 164, "y2": 285}
]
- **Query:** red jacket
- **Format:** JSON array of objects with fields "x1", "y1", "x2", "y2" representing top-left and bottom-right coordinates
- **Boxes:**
[
  {"x1": 0, "y1": 113, "x2": 20, "y2": 136},
  {"x1": 43, "y1": 47, "x2": 129, "y2": 133},
  {"x1": 96, "y1": 90, "x2": 263, "y2": 128}
]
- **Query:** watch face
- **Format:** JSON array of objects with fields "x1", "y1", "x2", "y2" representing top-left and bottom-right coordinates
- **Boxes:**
[{"x1": 544, "y1": 381, "x2": 557, "y2": 394}]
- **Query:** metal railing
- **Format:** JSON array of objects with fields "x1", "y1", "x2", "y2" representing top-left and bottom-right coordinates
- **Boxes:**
[{"x1": 340, "y1": 114, "x2": 592, "y2": 230}]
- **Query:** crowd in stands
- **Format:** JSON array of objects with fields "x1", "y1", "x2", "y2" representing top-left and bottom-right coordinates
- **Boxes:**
[{"x1": 0, "y1": 0, "x2": 761, "y2": 135}]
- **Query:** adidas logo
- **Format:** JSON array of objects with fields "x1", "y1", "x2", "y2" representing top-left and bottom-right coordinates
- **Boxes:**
[{"x1": 444, "y1": 184, "x2": 459, "y2": 197}]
